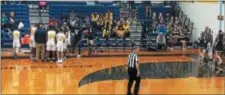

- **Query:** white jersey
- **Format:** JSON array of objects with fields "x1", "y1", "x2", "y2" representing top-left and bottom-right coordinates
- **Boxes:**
[
  {"x1": 30, "y1": 26, "x2": 37, "y2": 38},
  {"x1": 47, "y1": 30, "x2": 56, "y2": 41},
  {"x1": 57, "y1": 32, "x2": 66, "y2": 43},
  {"x1": 29, "y1": 26, "x2": 37, "y2": 47},
  {"x1": 56, "y1": 32, "x2": 66, "y2": 52},
  {"x1": 13, "y1": 30, "x2": 20, "y2": 40},
  {"x1": 13, "y1": 30, "x2": 21, "y2": 48},
  {"x1": 46, "y1": 30, "x2": 56, "y2": 51}
]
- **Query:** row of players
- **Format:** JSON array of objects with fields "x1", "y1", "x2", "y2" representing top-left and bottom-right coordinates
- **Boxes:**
[{"x1": 13, "y1": 24, "x2": 70, "y2": 63}]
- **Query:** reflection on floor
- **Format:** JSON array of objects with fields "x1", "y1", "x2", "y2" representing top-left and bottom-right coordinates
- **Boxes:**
[{"x1": 1, "y1": 49, "x2": 225, "y2": 94}]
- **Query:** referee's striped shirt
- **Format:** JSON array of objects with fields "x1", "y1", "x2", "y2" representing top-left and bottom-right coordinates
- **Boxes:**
[{"x1": 128, "y1": 52, "x2": 139, "y2": 68}]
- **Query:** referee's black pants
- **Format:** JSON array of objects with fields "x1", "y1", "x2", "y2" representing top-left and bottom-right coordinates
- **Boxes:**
[{"x1": 127, "y1": 68, "x2": 141, "y2": 95}]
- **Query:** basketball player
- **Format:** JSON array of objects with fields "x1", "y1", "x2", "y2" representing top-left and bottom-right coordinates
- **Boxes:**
[
  {"x1": 56, "y1": 30, "x2": 66, "y2": 63},
  {"x1": 12, "y1": 30, "x2": 21, "y2": 59},
  {"x1": 127, "y1": 46, "x2": 141, "y2": 95},
  {"x1": 46, "y1": 29, "x2": 56, "y2": 61},
  {"x1": 65, "y1": 26, "x2": 72, "y2": 57},
  {"x1": 29, "y1": 25, "x2": 37, "y2": 60}
]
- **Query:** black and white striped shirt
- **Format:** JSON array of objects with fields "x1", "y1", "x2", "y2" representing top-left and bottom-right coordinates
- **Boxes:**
[{"x1": 128, "y1": 52, "x2": 139, "y2": 68}]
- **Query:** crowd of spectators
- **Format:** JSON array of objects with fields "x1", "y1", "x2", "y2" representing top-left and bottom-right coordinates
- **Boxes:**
[
  {"x1": 142, "y1": 7, "x2": 191, "y2": 50},
  {"x1": 90, "y1": 10, "x2": 130, "y2": 40}
]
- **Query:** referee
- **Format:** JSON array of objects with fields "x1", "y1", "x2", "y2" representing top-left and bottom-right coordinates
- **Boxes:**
[{"x1": 127, "y1": 46, "x2": 141, "y2": 95}]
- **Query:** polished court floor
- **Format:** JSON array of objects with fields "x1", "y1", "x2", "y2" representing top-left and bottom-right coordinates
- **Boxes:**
[{"x1": 1, "y1": 49, "x2": 225, "y2": 94}]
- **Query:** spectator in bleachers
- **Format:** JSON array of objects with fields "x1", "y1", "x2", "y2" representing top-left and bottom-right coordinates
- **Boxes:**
[
  {"x1": 91, "y1": 12, "x2": 99, "y2": 30},
  {"x1": 165, "y1": 13, "x2": 170, "y2": 23},
  {"x1": 124, "y1": 17, "x2": 130, "y2": 26},
  {"x1": 145, "y1": 6, "x2": 152, "y2": 18},
  {"x1": 35, "y1": 23, "x2": 46, "y2": 61},
  {"x1": 158, "y1": 12, "x2": 163, "y2": 21},
  {"x1": 156, "y1": 32, "x2": 166, "y2": 50},
  {"x1": 96, "y1": 14, "x2": 105, "y2": 33},
  {"x1": 123, "y1": 21, "x2": 130, "y2": 39},
  {"x1": 105, "y1": 10, "x2": 113, "y2": 27},
  {"x1": 174, "y1": 16, "x2": 179, "y2": 25},
  {"x1": 110, "y1": 20, "x2": 118, "y2": 38},
  {"x1": 152, "y1": 12, "x2": 156, "y2": 21},
  {"x1": 116, "y1": 21, "x2": 125, "y2": 38},
  {"x1": 102, "y1": 24, "x2": 110, "y2": 39},
  {"x1": 156, "y1": 20, "x2": 167, "y2": 34},
  {"x1": 39, "y1": 0, "x2": 47, "y2": 12}
]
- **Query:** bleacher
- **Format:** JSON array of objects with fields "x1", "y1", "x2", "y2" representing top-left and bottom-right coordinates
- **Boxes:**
[
  {"x1": 48, "y1": 1, "x2": 120, "y2": 20},
  {"x1": 1, "y1": 4, "x2": 30, "y2": 48}
]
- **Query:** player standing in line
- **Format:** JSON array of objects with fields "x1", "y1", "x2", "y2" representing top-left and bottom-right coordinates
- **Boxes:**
[
  {"x1": 46, "y1": 29, "x2": 56, "y2": 62},
  {"x1": 12, "y1": 30, "x2": 21, "y2": 59},
  {"x1": 29, "y1": 25, "x2": 37, "y2": 60},
  {"x1": 56, "y1": 30, "x2": 66, "y2": 63}
]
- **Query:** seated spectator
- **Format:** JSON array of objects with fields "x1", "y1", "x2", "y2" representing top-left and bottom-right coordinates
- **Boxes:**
[
  {"x1": 124, "y1": 17, "x2": 130, "y2": 26},
  {"x1": 102, "y1": 25, "x2": 110, "y2": 39},
  {"x1": 96, "y1": 15, "x2": 104, "y2": 33},
  {"x1": 91, "y1": 12, "x2": 99, "y2": 28},
  {"x1": 175, "y1": 16, "x2": 179, "y2": 25},
  {"x1": 85, "y1": 15, "x2": 91, "y2": 26},
  {"x1": 145, "y1": 6, "x2": 152, "y2": 18},
  {"x1": 158, "y1": 12, "x2": 163, "y2": 21},
  {"x1": 156, "y1": 20, "x2": 167, "y2": 34},
  {"x1": 116, "y1": 21, "x2": 125, "y2": 38},
  {"x1": 170, "y1": 16, "x2": 174, "y2": 23},
  {"x1": 110, "y1": 20, "x2": 118, "y2": 38},
  {"x1": 165, "y1": 13, "x2": 170, "y2": 23},
  {"x1": 105, "y1": 10, "x2": 113, "y2": 26},
  {"x1": 123, "y1": 21, "x2": 130, "y2": 39},
  {"x1": 156, "y1": 33, "x2": 166, "y2": 50},
  {"x1": 152, "y1": 12, "x2": 156, "y2": 20}
]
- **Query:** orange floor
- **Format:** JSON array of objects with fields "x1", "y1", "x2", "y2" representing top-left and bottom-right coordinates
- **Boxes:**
[{"x1": 1, "y1": 49, "x2": 225, "y2": 94}]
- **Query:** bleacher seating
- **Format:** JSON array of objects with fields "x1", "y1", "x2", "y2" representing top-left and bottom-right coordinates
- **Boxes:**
[
  {"x1": 1, "y1": 4, "x2": 30, "y2": 48},
  {"x1": 138, "y1": 6, "x2": 173, "y2": 20},
  {"x1": 49, "y1": 2, "x2": 120, "y2": 20}
]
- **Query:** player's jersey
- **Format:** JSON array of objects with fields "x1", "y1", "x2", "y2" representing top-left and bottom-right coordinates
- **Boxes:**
[
  {"x1": 13, "y1": 30, "x2": 20, "y2": 40},
  {"x1": 30, "y1": 26, "x2": 37, "y2": 36},
  {"x1": 47, "y1": 30, "x2": 56, "y2": 41},
  {"x1": 57, "y1": 32, "x2": 66, "y2": 42}
]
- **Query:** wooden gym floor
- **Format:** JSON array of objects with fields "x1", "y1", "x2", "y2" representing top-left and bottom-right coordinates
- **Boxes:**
[{"x1": 1, "y1": 49, "x2": 225, "y2": 94}]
